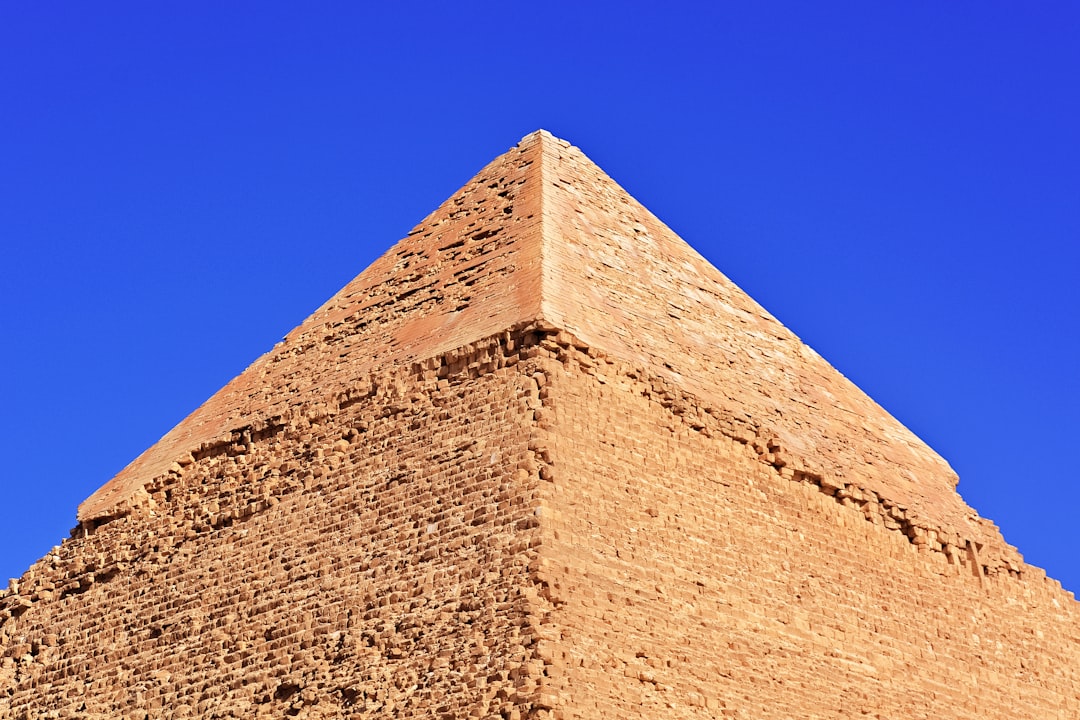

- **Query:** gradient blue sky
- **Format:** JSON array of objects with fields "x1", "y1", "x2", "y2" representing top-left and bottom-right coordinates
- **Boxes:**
[{"x1": 2, "y1": 3, "x2": 1078, "y2": 594}]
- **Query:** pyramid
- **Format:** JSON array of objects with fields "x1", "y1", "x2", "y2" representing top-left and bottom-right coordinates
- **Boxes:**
[{"x1": 2, "y1": 131, "x2": 1078, "y2": 718}]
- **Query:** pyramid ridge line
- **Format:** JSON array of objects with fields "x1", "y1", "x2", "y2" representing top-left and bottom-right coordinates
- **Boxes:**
[{"x1": 536, "y1": 129, "x2": 551, "y2": 329}]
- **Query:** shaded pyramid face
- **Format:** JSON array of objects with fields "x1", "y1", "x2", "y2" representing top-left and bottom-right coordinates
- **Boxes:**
[{"x1": 3, "y1": 132, "x2": 1078, "y2": 718}]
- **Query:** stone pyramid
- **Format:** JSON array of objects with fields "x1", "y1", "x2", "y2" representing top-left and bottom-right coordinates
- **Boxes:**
[{"x1": 2, "y1": 131, "x2": 1078, "y2": 719}]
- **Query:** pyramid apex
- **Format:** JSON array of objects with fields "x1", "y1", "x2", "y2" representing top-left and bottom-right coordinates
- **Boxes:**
[
  {"x1": 520, "y1": 128, "x2": 552, "y2": 141},
  {"x1": 518, "y1": 128, "x2": 567, "y2": 147}
]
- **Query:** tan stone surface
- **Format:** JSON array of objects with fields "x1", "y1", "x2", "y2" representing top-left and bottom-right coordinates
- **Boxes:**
[
  {"x1": 2, "y1": 131, "x2": 1077, "y2": 718},
  {"x1": 531, "y1": 342, "x2": 1080, "y2": 718},
  {"x1": 78, "y1": 136, "x2": 546, "y2": 523}
]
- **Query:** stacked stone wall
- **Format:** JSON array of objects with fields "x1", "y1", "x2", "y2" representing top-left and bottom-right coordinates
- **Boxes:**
[
  {"x1": 528, "y1": 336, "x2": 1080, "y2": 719},
  {"x1": 0, "y1": 333, "x2": 556, "y2": 719},
  {"x1": 4, "y1": 327, "x2": 1078, "y2": 719},
  {"x1": 8, "y1": 131, "x2": 1078, "y2": 719}
]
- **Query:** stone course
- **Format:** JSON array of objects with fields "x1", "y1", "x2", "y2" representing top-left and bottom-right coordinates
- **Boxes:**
[{"x1": 2, "y1": 131, "x2": 1077, "y2": 718}]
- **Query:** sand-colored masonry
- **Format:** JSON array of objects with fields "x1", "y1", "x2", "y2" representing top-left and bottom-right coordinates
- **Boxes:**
[{"x1": 3, "y1": 132, "x2": 1077, "y2": 718}]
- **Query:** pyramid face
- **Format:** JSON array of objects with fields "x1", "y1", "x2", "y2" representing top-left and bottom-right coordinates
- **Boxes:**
[{"x1": 2, "y1": 132, "x2": 1078, "y2": 718}]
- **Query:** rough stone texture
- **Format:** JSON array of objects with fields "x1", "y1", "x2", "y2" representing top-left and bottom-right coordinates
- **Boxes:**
[
  {"x1": 532, "y1": 343, "x2": 1080, "y2": 718},
  {"x1": 2, "y1": 131, "x2": 1078, "y2": 718}
]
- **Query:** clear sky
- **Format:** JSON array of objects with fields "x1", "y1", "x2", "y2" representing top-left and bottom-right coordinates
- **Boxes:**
[{"x1": 1, "y1": 3, "x2": 1077, "y2": 594}]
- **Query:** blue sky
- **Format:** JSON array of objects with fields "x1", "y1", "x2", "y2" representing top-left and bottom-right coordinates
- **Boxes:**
[{"x1": 1, "y1": 3, "x2": 1077, "y2": 594}]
